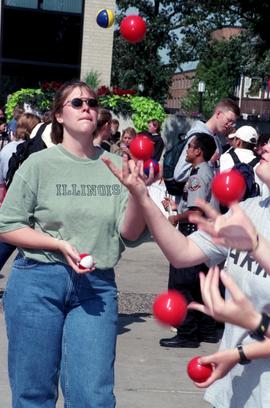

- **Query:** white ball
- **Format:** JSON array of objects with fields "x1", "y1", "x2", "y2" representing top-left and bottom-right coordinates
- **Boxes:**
[{"x1": 79, "y1": 254, "x2": 94, "y2": 269}]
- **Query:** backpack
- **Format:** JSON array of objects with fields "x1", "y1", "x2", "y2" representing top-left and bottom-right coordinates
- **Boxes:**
[
  {"x1": 228, "y1": 149, "x2": 260, "y2": 200},
  {"x1": 6, "y1": 123, "x2": 48, "y2": 189},
  {"x1": 163, "y1": 132, "x2": 196, "y2": 196}
]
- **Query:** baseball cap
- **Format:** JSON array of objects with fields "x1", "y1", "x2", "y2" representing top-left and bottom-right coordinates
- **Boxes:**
[{"x1": 228, "y1": 125, "x2": 258, "y2": 144}]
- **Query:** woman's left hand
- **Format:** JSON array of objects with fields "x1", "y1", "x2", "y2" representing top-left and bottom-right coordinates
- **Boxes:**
[
  {"x1": 188, "y1": 265, "x2": 260, "y2": 330},
  {"x1": 192, "y1": 349, "x2": 239, "y2": 388},
  {"x1": 102, "y1": 154, "x2": 161, "y2": 199}
]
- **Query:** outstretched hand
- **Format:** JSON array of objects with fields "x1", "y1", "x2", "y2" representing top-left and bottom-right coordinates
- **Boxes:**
[
  {"x1": 188, "y1": 265, "x2": 260, "y2": 331},
  {"x1": 188, "y1": 198, "x2": 258, "y2": 251},
  {"x1": 102, "y1": 154, "x2": 161, "y2": 200}
]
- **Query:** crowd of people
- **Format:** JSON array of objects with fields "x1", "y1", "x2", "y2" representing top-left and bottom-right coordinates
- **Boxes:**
[{"x1": 0, "y1": 82, "x2": 270, "y2": 408}]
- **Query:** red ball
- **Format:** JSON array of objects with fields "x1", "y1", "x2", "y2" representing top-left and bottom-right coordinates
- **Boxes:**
[
  {"x1": 211, "y1": 169, "x2": 246, "y2": 206},
  {"x1": 187, "y1": 356, "x2": 212, "y2": 383},
  {"x1": 143, "y1": 159, "x2": 159, "y2": 176},
  {"x1": 79, "y1": 253, "x2": 94, "y2": 270},
  {"x1": 153, "y1": 290, "x2": 187, "y2": 327},
  {"x1": 120, "y1": 15, "x2": 146, "y2": 44},
  {"x1": 129, "y1": 135, "x2": 154, "y2": 161}
]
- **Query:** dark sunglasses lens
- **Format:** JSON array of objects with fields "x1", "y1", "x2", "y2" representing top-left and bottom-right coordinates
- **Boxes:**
[
  {"x1": 71, "y1": 98, "x2": 83, "y2": 108},
  {"x1": 87, "y1": 99, "x2": 98, "y2": 107},
  {"x1": 70, "y1": 98, "x2": 98, "y2": 108}
]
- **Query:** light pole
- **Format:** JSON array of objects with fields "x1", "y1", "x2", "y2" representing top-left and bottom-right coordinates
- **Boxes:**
[
  {"x1": 138, "y1": 83, "x2": 144, "y2": 94},
  {"x1": 198, "y1": 80, "x2": 206, "y2": 114}
]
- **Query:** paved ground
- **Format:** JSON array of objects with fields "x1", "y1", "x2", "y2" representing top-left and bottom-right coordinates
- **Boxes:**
[{"x1": 0, "y1": 242, "x2": 217, "y2": 407}]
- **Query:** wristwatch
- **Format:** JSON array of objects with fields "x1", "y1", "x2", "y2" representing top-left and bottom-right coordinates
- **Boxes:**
[
  {"x1": 236, "y1": 343, "x2": 251, "y2": 365},
  {"x1": 249, "y1": 312, "x2": 270, "y2": 341}
]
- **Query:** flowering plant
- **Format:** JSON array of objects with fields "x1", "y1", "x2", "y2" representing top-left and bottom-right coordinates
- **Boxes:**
[
  {"x1": 99, "y1": 94, "x2": 166, "y2": 132},
  {"x1": 40, "y1": 81, "x2": 62, "y2": 91},
  {"x1": 97, "y1": 85, "x2": 137, "y2": 97},
  {"x1": 5, "y1": 83, "x2": 166, "y2": 132}
]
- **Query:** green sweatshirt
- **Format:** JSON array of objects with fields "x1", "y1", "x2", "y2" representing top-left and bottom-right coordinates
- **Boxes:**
[{"x1": 0, "y1": 145, "x2": 128, "y2": 269}]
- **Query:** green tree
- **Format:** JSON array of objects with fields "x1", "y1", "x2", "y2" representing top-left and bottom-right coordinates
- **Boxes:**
[
  {"x1": 113, "y1": 0, "x2": 194, "y2": 104},
  {"x1": 182, "y1": 37, "x2": 243, "y2": 118},
  {"x1": 113, "y1": 1, "x2": 270, "y2": 106}
]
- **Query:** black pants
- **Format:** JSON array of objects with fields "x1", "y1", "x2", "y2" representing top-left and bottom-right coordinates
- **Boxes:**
[
  {"x1": 168, "y1": 263, "x2": 217, "y2": 339},
  {"x1": 168, "y1": 222, "x2": 217, "y2": 340}
]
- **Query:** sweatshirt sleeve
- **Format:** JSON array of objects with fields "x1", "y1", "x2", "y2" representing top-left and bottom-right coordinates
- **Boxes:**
[{"x1": 0, "y1": 167, "x2": 36, "y2": 233}]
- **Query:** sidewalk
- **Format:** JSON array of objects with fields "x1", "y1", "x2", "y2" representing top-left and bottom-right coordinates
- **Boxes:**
[{"x1": 0, "y1": 242, "x2": 216, "y2": 407}]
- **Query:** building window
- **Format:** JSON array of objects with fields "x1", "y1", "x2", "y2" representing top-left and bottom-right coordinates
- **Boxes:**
[
  {"x1": 5, "y1": 0, "x2": 38, "y2": 7},
  {"x1": 4, "y1": 0, "x2": 83, "y2": 13},
  {"x1": 42, "y1": 0, "x2": 83, "y2": 13},
  {"x1": 244, "y1": 77, "x2": 262, "y2": 99}
]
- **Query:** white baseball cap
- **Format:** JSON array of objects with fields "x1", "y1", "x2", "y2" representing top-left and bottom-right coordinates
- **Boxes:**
[{"x1": 228, "y1": 125, "x2": 259, "y2": 144}]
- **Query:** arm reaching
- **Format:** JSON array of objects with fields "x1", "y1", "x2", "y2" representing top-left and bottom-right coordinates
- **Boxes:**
[
  {"x1": 189, "y1": 198, "x2": 270, "y2": 275},
  {"x1": 102, "y1": 155, "x2": 208, "y2": 267},
  {"x1": 102, "y1": 155, "x2": 148, "y2": 241}
]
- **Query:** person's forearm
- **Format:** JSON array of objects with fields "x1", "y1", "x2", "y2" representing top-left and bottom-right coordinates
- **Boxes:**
[
  {"x1": 135, "y1": 194, "x2": 207, "y2": 267},
  {"x1": 213, "y1": 339, "x2": 270, "y2": 369},
  {"x1": 241, "y1": 308, "x2": 270, "y2": 339},
  {"x1": 0, "y1": 183, "x2": 6, "y2": 204},
  {"x1": 120, "y1": 193, "x2": 146, "y2": 241},
  {"x1": 242, "y1": 338, "x2": 270, "y2": 360},
  {"x1": 251, "y1": 234, "x2": 270, "y2": 276},
  {"x1": 0, "y1": 227, "x2": 59, "y2": 251}
]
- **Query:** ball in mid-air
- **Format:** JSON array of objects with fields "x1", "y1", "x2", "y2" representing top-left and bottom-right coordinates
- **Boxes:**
[
  {"x1": 96, "y1": 9, "x2": 115, "y2": 28},
  {"x1": 120, "y1": 15, "x2": 146, "y2": 43},
  {"x1": 211, "y1": 169, "x2": 246, "y2": 206},
  {"x1": 153, "y1": 290, "x2": 187, "y2": 327},
  {"x1": 129, "y1": 135, "x2": 154, "y2": 161}
]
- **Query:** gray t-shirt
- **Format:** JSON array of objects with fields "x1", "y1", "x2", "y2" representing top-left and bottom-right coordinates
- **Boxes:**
[
  {"x1": 189, "y1": 195, "x2": 270, "y2": 408},
  {"x1": 0, "y1": 145, "x2": 128, "y2": 269}
]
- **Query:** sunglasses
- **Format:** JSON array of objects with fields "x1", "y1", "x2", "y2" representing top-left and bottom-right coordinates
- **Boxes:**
[{"x1": 64, "y1": 97, "x2": 99, "y2": 109}]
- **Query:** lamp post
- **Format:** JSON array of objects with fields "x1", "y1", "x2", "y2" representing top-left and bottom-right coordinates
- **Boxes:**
[
  {"x1": 138, "y1": 83, "x2": 144, "y2": 94},
  {"x1": 198, "y1": 81, "x2": 206, "y2": 114}
]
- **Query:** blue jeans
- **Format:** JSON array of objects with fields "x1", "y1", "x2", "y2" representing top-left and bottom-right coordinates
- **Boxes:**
[{"x1": 3, "y1": 257, "x2": 118, "y2": 408}]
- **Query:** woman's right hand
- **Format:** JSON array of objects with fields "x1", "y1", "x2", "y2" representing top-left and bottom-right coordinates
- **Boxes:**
[
  {"x1": 189, "y1": 198, "x2": 258, "y2": 252},
  {"x1": 192, "y1": 349, "x2": 239, "y2": 388},
  {"x1": 57, "y1": 239, "x2": 96, "y2": 274}
]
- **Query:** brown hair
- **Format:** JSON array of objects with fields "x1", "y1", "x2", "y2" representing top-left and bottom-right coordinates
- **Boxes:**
[
  {"x1": 120, "y1": 127, "x2": 136, "y2": 142},
  {"x1": 111, "y1": 118, "x2": 119, "y2": 126},
  {"x1": 93, "y1": 108, "x2": 112, "y2": 139},
  {"x1": 15, "y1": 113, "x2": 41, "y2": 140},
  {"x1": 148, "y1": 119, "x2": 161, "y2": 132},
  {"x1": 214, "y1": 98, "x2": 240, "y2": 117},
  {"x1": 51, "y1": 80, "x2": 97, "y2": 144}
]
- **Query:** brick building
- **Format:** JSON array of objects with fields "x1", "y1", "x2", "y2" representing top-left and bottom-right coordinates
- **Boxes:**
[
  {"x1": 166, "y1": 69, "x2": 196, "y2": 112},
  {"x1": 166, "y1": 26, "x2": 270, "y2": 120}
]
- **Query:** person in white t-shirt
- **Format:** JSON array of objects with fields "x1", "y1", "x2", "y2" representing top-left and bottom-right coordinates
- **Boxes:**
[{"x1": 220, "y1": 125, "x2": 264, "y2": 193}]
